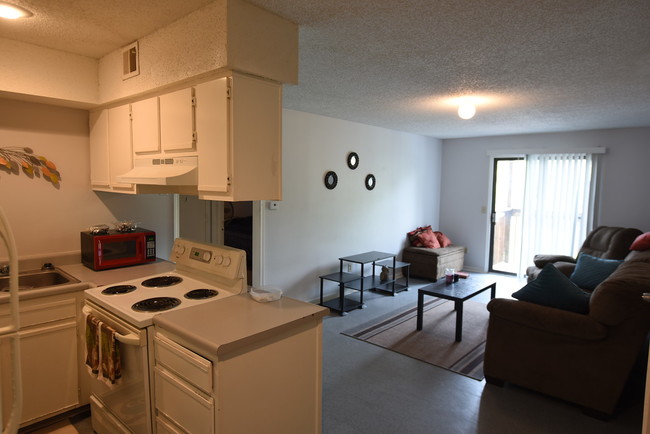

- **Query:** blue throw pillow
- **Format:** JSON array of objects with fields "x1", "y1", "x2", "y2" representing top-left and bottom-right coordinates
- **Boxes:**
[
  {"x1": 513, "y1": 264, "x2": 590, "y2": 314},
  {"x1": 570, "y1": 253, "x2": 623, "y2": 291}
]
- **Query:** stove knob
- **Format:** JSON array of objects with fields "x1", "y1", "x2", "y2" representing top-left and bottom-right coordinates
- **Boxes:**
[
  {"x1": 174, "y1": 244, "x2": 186, "y2": 257},
  {"x1": 222, "y1": 256, "x2": 231, "y2": 267},
  {"x1": 214, "y1": 255, "x2": 223, "y2": 265}
]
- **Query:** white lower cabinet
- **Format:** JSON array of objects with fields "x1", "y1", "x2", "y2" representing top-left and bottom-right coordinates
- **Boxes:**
[
  {"x1": 154, "y1": 366, "x2": 214, "y2": 434},
  {"x1": 0, "y1": 292, "x2": 87, "y2": 427},
  {"x1": 153, "y1": 333, "x2": 214, "y2": 434}
]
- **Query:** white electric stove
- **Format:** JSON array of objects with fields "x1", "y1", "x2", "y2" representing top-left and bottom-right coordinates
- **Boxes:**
[
  {"x1": 85, "y1": 239, "x2": 247, "y2": 327},
  {"x1": 83, "y1": 238, "x2": 247, "y2": 434}
]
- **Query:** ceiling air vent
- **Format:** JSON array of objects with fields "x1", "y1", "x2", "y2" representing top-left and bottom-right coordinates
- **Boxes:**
[{"x1": 122, "y1": 41, "x2": 139, "y2": 80}]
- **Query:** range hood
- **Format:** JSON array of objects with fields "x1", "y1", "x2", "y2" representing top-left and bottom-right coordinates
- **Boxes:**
[{"x1": 117, "y1": 156, "x2": 198, "y2": 185}]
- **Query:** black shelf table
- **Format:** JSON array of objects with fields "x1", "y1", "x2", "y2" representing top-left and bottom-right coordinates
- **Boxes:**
[
  {"x1": 319, "y1": 272, "x2": 364, "y2": 315},
  {"x1": 339, "y1": 251, "x2": 408, "y2": 296},
  {"x1": 373, "y1": 259, "x2": 410, "y2": 295}
]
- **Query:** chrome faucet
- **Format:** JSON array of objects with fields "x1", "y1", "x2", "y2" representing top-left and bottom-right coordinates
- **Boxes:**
[{"x1": 0, "y1": 265, "x2": 9, "y2": 275}]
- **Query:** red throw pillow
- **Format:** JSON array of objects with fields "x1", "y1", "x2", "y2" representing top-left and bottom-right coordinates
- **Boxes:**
[
  {"x1": 434, "y1": 231, "x2": 452, "y2": 247},
  {"x1": 407, "y1": 225, "x2": 432, "y2": 247},
  {"x1": 417, "y1": 229, "x2": 441, "y2": 249},
  {"x1": 407, "y1": 228, "x2": 423, "y2": 246},
  {"x1": 630, "y1": 232, "x2": 650, "y2": 251}
]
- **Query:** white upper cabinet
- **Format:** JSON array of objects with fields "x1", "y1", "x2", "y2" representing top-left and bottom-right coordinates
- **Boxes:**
[
  {"x1": 195, "y1": 78, "x2": 229, "y2": 196},
  {"x1": 88, "y1": 72, "x2": 281, "y2": 199},
  {"x1": 89, "y1": 110, "x2": 110, "y2": 188},
  {"x1": 160, "y1": 88, "x2": 195, "y2": 152},
  {"x1": 107, "y1": 104, "x2": 135, "y2": 192},
  {"x1": 89, "y1": 104, "x2": 136, "y2": 194},
  {"x1": 132, "y1": 96, "x2": 161, "y2": 154},
  {"x1": 195, "y1": 73, "x2": 282, "y2": 201}
]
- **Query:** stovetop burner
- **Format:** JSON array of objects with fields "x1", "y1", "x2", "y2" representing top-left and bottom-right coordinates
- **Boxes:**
[
  {"x1": 184, "y1": 289, "x2": 219, "y2": 299},
  {"x1": 141, "y1": 275, "x2": 183, "y2": 288},
  {"x1": 132, "y1": 297, "x2": 181, "y2": 312},
  {"x1": 102, "y1": 284, "x2": 137, "y2": 295}
]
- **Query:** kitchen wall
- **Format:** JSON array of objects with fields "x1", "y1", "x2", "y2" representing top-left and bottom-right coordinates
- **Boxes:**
[
  {"x1": 262, "y1": 109, "x2": 442, "y2": 301},
  {"x1": 0, "y1": 98, "x2": 174, "y2": 262},
  {"x1": 439, "y1": 127, "x2": 650, "y2": 272}
]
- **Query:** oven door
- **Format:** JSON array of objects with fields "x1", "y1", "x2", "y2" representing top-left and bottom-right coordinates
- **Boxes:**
[{"x1": 83, "y1": 301, "x2": 152, "y2": 434}]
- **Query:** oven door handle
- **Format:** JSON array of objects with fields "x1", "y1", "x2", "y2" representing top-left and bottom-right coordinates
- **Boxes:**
[{"x1": 83, "y1": 306, "x2": 142, "y2": 346}]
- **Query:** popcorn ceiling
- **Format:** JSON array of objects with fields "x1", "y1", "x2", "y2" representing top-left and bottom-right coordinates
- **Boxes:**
[{"x1": 2, "y1": 0, "x2": 649, "y2": 138}]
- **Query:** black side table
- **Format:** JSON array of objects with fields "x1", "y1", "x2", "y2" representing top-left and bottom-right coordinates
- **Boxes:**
[
  {"x1": 319, "y1": 272, "x2": 364, "y2": 315},
  {"x1": 374, "y1": 259, "x2": 410, "y2": 295}
]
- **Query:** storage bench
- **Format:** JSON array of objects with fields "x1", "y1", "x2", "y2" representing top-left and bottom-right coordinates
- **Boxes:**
[{"x1": 402, "y1": 245, "x2": 465, "y2": 281}]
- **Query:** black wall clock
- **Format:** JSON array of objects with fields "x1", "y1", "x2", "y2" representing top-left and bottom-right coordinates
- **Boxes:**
[
  {"x1": 365, "y1": 174, "x2": 376, "y2": 190},
  {"x1": 347, "y1": 152, "x2": 359, "y2": 170},
  {"x1": 324, "y1": 171, "x2": 338, "y2": 190}
]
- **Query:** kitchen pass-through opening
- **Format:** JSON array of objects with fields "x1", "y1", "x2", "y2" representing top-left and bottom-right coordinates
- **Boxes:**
[{"x1": 177, "y1": 196, "x2": 253, "y2": 285}]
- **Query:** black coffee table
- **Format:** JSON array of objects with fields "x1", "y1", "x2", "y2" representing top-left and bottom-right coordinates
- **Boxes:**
[{"x1": 416, "y1": 275, "x2": 496, "y2": 342}]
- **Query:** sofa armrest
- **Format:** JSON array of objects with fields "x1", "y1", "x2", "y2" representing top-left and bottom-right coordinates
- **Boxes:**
[
  {"x1": 533, "y1": 254, "x2": 576, "y2": 268},
  {"x1": 487, "y1": 298, "x2": 607, "y2": 341},
  {"x1": 553, "y1": 261, "x2": 577, "y2": 278}
]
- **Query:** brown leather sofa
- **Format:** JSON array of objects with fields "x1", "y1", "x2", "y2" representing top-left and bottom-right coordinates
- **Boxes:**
[
  {"x1": 525, "y1": 226, "x2": 642, "y2": 282},
  {"x1": 485, "y1": 250, "x2": 650, "y2": 417}
]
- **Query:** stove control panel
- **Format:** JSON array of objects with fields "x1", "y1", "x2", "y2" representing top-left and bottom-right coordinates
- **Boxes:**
[
  {"x1": 172, "y1": 238, "x2": 245, "y2": 281},
  {"x1": 190, "y1": 247, "x2": 212, "y2": 263}
]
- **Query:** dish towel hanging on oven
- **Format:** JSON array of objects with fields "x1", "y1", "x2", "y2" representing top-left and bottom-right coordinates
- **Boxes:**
[
  {"x1": 85, "y1": 314, "x2": 100, "y2": 374},
  {"x1": 100, "y1": 322, "x2": 122, "y2": 384},
  {"x1": 85, "y1": 313, "x2": 122, "y2": 385}
]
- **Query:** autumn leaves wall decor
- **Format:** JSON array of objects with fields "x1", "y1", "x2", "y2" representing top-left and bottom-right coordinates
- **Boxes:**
[{"x1": 0, "y1": 147, "x2": 61, "y2": 187}]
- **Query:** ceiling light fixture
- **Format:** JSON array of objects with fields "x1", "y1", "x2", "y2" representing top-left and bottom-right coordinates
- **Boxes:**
[
  {"x1": 457, "y1": 102, "x2": 476, "y2": 120},
  {"x1": 0, "y1": 2, "x2": 33, "y2": 19}
]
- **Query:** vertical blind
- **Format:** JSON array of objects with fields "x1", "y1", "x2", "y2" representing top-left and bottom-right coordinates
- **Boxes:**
[{"x1": 518, "y1": 153, "x2": 598, "y2": 276}]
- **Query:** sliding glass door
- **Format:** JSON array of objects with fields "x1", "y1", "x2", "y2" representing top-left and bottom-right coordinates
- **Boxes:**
[
  {"x1": 489, "y1": 158, "x2": 525, "y2": 274},
  {"x1": 489, "y1": 152, "x2": 599, "y2": 276}
]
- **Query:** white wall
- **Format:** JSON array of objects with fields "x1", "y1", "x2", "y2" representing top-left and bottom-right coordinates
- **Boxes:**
[
  {"x1": 0, "y1": 98, "x2": 174, "y2": 261},
  {"x1": 0, "y1": 38, "x2": 98, "y2": 106},
  {"x1": 440, "y1": 127, "x2": 650, "y2": 272},
  {"x1": 262, "y1": 110, "x2": 442, "y2": 301}
]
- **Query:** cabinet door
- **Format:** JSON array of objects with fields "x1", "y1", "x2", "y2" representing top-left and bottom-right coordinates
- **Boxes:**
[
  {"x1": 132, "y1": 97, "x2": 160, "y2": 154},
  {"x1": 195, "y1": 79, "x2": 229, "y2": 194},
  {"x1": 160, "y1": 88, "x2": 195, "y2": 152},
  {"x1": 89, "y1": 110, "x2": 110, "y2": 188},
  {"x1": 108, "y1": 104, "x2": 135, "y2": 191},
  {"x1": 1, "y1": 321, "x2": 79, "y2": 425}
]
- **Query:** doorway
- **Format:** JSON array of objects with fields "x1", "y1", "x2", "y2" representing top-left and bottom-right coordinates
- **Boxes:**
[
  {"x1": 223, "y1": 201, "x2": 253, "y2": 285},
  {"x1": 176, "y1": 196, "x2": 253, "y2": 285},
  {"x1": 489, "y1": 158, "x2": 525, "y2": 274}
]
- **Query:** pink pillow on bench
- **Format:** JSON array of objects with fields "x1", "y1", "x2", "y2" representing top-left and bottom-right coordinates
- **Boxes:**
[
  {"x1": 407, "y1": 226, "x2": 453, "y2": 249},
  {"x1": 434, "y1": 231, "x2": 452, "y2": 247}
]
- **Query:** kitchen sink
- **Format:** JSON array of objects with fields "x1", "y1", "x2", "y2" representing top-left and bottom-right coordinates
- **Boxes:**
[{"x1": 0, "y1": 269, "x2": 80, "y2": 292}]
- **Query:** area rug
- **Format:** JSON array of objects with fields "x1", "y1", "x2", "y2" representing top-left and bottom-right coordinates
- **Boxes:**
[{"x1": 342, "y1": 298, "x2": 489, "y2": 381}]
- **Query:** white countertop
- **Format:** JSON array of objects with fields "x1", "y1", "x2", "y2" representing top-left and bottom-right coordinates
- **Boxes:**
[
  {"x1": 59, "y1": 259, "x2": 176, "y2": 287},
  {"x1": 154, "y1": 294, "x2": 329, "y2": 357},
  {"x1": 1, "y1": 258, "x2": 176, "y2": 303}
]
